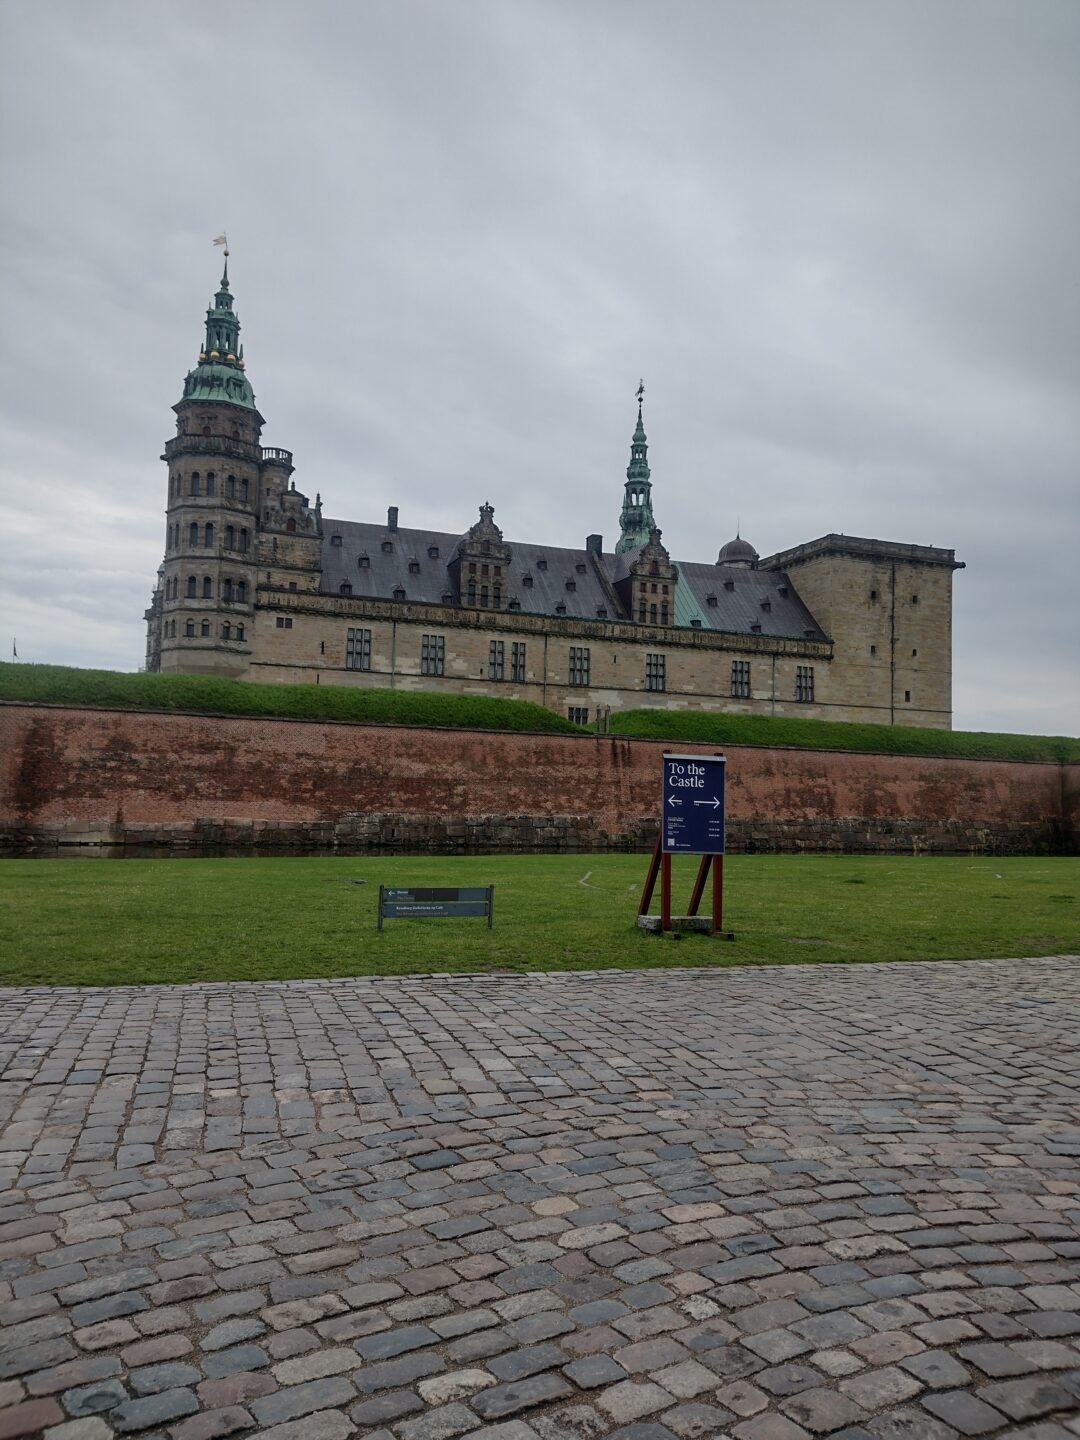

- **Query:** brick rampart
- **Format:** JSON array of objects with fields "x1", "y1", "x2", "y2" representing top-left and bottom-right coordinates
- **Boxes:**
[{"x1": 0, "y1": 703, "x2": 1074, "y2": 856}]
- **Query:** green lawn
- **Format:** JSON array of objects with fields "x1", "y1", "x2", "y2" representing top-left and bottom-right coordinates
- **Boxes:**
[{"x1": 0, "y1": 854, "x2": 1077, "y2": 986}]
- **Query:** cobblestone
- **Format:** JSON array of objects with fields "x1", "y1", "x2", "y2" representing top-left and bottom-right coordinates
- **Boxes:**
[{"x1": 0, "y1": 960, "x2": 1076, "y2": 1438}]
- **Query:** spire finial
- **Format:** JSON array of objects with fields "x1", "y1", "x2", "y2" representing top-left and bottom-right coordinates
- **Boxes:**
[
  {"x1": 636, "y1": 378, "x2": 644, "y2": 420},
  {"x1": 213, "y1": 232, "x2": 230, "y2": 286}
]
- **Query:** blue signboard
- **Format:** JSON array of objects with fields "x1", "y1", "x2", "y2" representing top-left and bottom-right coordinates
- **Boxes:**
[{"x1": 662, "y1": 754, "x2": 726, "y2": 854}]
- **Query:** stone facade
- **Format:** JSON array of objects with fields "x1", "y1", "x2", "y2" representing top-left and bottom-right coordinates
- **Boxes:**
[{"x1": 146, "y1": 266, "x2": 964, "y2": 727}]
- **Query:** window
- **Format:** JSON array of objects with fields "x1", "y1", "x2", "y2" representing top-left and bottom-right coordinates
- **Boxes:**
[
  {"x1": 190, "y1": 473, "x2": 200, "y2": 496},
  {"x1": 235, "y1": 624, "x2": 245, "y2": 641},
  {"x1": 222, "y1": 622, "x2": 231, "y2": 641},
  {"x1": 288, "y1": 581, "x2": 297, "y2": 591},
  {"x1": 226, "y1": 525, "x2": 235, "y2": 549},
  {"x1": 340, "y1": 582, "x2": 353, "y2": 595},
  {"x1": 870, "y1": 589, "x2": 878, "y2": 601},
  {"x1": 186, "y1": 574, "x2": 196, "y2": 598},
  {"x1": 421, "y1": 634, "x2": 445, "y2": 676},
  {"x1": 905, "y1": 690, "x2": 911, "y2": 703},
  {"x1": 566, "y1": 579, "x2": 576, "y2": 592},
  {"x1": 795, "y1": 665, "x2": 815, "y2": 702},
  {"x1": 536, "y1": 557, "x2": 547, "y2": 570},
  {"x1": 223, "y1": 578, "x2": 233, "y2": 602},
  {"x1": 638, "y1": 601, "x2": 646, "y2": 622},
  {"x1": 200, "y1": 620, "x2": 211, "y2": 637},
  {"x1": 645, "y1": 653, "x2": 666, "y2": 692},
  {"x1": 346, "y1": 627, "x2": 371, "y2": 671},
  {"x1": 358, "y1": 554, "x2": 370, "y2": 568},
  {"x1": 392, "y1": 586, "x2": 406, "y2": 600},
  {"x1": 184, "y1": 619, "x2": 195, "y2": 637},
  {"x1": 239, "y1": 528, "x2": 248, "y2": 551},
  {"x1": 381, "y1": 539, "x2": 392, "y2": 552},
  {"x1": 912, "y1": 647, "x2": 918, "y2": 657},
  {"x1": 205, "y1": 473, "x2": 215, "y2": 497},
  {"x1": 189, "y1": 522, "x2": 198, "y2": 547},
  {"x1": 723, "y1": 579, "x2": 735, "y2": 592},
  {"x1": 522, "y1": 574, "x2": 533, "y2": 588},
  {"x1": 240, "y1": 478, "x2": 249, "y2": 502},
  {"x1": 568, "y1": 706, "x2": 589, "y2": 725},
  {"x1": 428, "y1": 545, "x2": 440, "y2": 559},
  {"x1": 911, "y1": 594, "x2": 919, "y2": 604},
  {"x1": 202, "y1": 576, "x2": 212, "y2": 599},
  {"x1": 408, "y1": 559, "x2": 420, "y2": 574},
  {"x1": 870, "y1": 644, "x2": 877, "y2": 655},
  {"x1": 488, "y1": 640, "x2": 505, "y2": 681},
  {"x1": 511, "y1": 642, "x2": 526, "y2": 683},
  {"x1": 649, "y1": 604, "x2": 657, "y2": 624},
  {"x1": 204, "y1": 523, "x2": 214, "y2": 547},
  {"x1": 731, "y1": 660, "x2": 751, "y2": 698},
  {"x1": 236, "y1": 580, "x2": 246, "y2": 603},
  {"x1": 286, "y1": 518, "x2": 296, "y2": 533},
  {"x1": 568, "y1": 646, "x2": 590, "y2": 686},
  {"x1": 331, "y1": 533, "x2": 343, "y2": 546},
  {"x1": 660, "y1": 602, "x2": 669, "y2": 625},
  {"x1": 227, "y1": 476, "x2": 236, "y2": 499},
  {"x1": 276, "y1": 616, "x2": 293, "y2": 629}
]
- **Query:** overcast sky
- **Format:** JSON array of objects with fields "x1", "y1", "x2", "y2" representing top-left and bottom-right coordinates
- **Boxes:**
[{"x1": 1, "y1": 0, "x2": 1077, "y2": 734}]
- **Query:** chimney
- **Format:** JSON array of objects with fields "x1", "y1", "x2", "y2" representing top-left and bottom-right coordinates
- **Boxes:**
[
  {"x1": 586, "y1": 533, "x2": 602, "y2": 554},
  {"x1": 387, "y1": 505, "x2": 399, "y2": 531}
]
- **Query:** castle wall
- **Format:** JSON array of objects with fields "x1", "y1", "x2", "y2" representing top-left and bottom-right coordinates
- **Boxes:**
[{"x1": 2, "y1": 703, "x2": 1072, "y2": 857}]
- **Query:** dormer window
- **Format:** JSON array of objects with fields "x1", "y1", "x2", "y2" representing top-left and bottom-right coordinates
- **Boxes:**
[
  {"x1": 706, "y1": 594, "x2": 718, "y2": 607},
  {"x1": 576, "y1": 563, "x2": 586, "y2": 574},
  {"x1": 522, "y1": 574, "x2": 533, "y2": 588},
  {"x1": 778, "y1": 585, "x2": 789, "y2": 597},
  {"x1": 340, "y1": 582, "x2": 352, "y2": 595},
  {"x1": 597, "y1": 606, "x2": 608, "y2": 618},
  {"x1": 805, "y1": 628, "x2": 817, "y2": 639},
  {"x1": 331, "y1": 534, "x2": 343, "y2": 547},
  {"x1": 536, "y1": 558, "x2": 548, "y2": 570},
  {"x1": 555, "y1": 601, "x2": 566, "y2": 615},
  {"x1": 393, "y1": 586, "x2": 406, "y2": 600},
  {"x1": 760, "y1": 600, "x2": 771, "y2": 612},
  {"x1": 408, "y1": 559, "x2": 420, "y2": 574},
  {"x1": 508, "y1": 598, "x2": 521, "y2": 611},
  {"x1": 358, "y1": 554, "x2": 370, "y2": 568},
  {"x1": 441, "y1": 592, "x2": 453, "y2": 604},
  {"x1": 565, "y1": 579, "x2": 576, "y2": 592},
  {"x1": 751, "y1": 621, "x2": 762, "y2": 633},
  {"x1": 723, "y1": 579, "x2": 735, "y2": 592},
  {"x1": 428, "y1": 545, "x2": 440, "y2": 559},
  {"x1": 381, "y1": 540, "x2": 393, "y2": 553},
  {"x1": 690, "y1": 618, "x2": 702, "y2": 628}
]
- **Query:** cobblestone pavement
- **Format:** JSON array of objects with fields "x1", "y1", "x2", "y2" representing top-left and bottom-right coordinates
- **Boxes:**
[{"x1": 1, "y1": 958, "x2": 1078, "y2": 1440}]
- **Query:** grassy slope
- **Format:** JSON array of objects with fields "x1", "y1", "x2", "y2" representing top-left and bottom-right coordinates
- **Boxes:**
[
  {"x1": 1, "y1": 854, "x2": 1076, "y2": 986},
  {"x1": 2, "y1": 663, "x2": 1075, "y2": 761}
]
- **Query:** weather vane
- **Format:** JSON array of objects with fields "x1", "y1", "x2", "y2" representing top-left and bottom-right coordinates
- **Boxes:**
[
  {"x1": 213, "y1": 232, "x2": 230, "y2": 258},
  {"x1": 636, "y1": 378, "x2": 645, "y2": 404}
]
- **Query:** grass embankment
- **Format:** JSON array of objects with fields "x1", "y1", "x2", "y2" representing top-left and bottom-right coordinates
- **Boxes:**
[
  {"x1": 2, "y1": 664, "x2": 1076, "y2": 762},
  {"x1": 0, "y1": 854, "x2": 1076, "y2": 987},
  {"x1": 0, "y1": 664, "x2": 579, "y2": 735},
  {"x1": 611, "y1": 708, "x2": 1079, "y2": 764}
]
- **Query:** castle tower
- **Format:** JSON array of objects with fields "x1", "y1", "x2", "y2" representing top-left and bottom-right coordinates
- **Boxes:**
[
  {"x1": 149, "y1": 257, "x2": 276, "y2": 676},
  {"x1": 615, "y1": 380, "x2": 657, "y2": 554}
]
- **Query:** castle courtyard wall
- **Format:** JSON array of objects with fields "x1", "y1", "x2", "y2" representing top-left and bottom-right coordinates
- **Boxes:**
[{"x1": 1, "y1": 703, "x2": 1073, "y2": 856}]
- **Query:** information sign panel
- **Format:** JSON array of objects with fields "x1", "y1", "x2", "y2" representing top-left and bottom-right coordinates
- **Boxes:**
[
  {"x1": 661, "y1": 754, "x2": 726, "y2": 854},
  {"x1": 377, "y1": 885, "x2": 494, "y2": 929}
]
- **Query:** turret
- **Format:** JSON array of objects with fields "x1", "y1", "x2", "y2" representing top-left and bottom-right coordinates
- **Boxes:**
[
  {"x1": 616, "y1": 381, "x2": 658, "y2": 554},
  {"x1": 149, "y1": 255, "x2": 270, "y2": 677}
]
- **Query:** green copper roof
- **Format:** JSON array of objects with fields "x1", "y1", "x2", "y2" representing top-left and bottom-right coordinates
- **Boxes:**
[
  {"x1": 616, "y1": 385, "x2": 656, "y2": 554},
  {"x1": 179, "y1": 261, "x2": 257, "y2": 410}
]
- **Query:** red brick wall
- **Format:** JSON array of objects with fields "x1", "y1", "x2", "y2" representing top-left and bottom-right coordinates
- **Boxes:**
[{"x1": 1, "y1": 703, "x2": 1073, "y2": 855}]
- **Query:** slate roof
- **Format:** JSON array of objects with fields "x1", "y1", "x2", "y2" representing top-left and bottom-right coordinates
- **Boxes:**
[{"x1": 319, "y1": 519, "x2": 826, "y2": 639}]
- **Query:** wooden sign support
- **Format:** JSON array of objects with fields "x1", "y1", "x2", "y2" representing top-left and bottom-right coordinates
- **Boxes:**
[{"x1": 638, "y1": 837, "x2": 726, "y2": 934}]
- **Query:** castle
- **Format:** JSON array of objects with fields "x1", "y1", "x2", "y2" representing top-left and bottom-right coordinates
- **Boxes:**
[{"x1": 145, "y1": 264, "x2": 964, "y2": 727}]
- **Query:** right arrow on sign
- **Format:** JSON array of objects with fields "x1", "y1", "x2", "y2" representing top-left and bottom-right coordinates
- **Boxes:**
[{"x1": 693, "y1": 797, "x2": 722, "y2": 808}]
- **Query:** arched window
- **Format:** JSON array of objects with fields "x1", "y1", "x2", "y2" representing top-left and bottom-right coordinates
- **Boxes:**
[
  {"x1": 236, "y1": 580, "x2": 246, "y2": 603},
  {"x1": 186, "y1": 575, "x2": 196, "y2": 598},
  {"x1": 222, "y1": 622, "x2": 231, "y2": 641},
  {"x1": 201, "y1": 620, "x2": 211, "y2": 637},
  {"x1": 206, "y1": 472, "x2": 215, "y2": 497},
  {"x1": 190, "y1": 472, "x2": 200, "y2": 496},
  {"x1": 185, "y1": 619, "x2": 195, "y2": 637},
  {"x1": 227, "y1": 475, "x2": 235, "y2": 499},
  {"x1": 239, "y1": 528, "x2": 248, "y2": 551},
  {"x1": 223, "y1": 578, "x2": 233, "y2": 603},
  {"x1": 226, "y1": 525, "x2": 234, "y2": 549},
  {"x1": 202, "y1": 576, "x2": 212, "y2": 598},
  {"x1": 189, "y1": 522, "x2": 198, "y2": 547},
  {"x1": 202, "y1": 425, "x2": 211, "y2": 437},
  {"x1": 204, "y1": 522, "x2": 214, "y2": 546},
  {"x1": 236, "y1": 624, "x2": 245, "y2": 641},
  {"x1": 240, "y1": 478, "x2": 249, "y2": 502}
]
